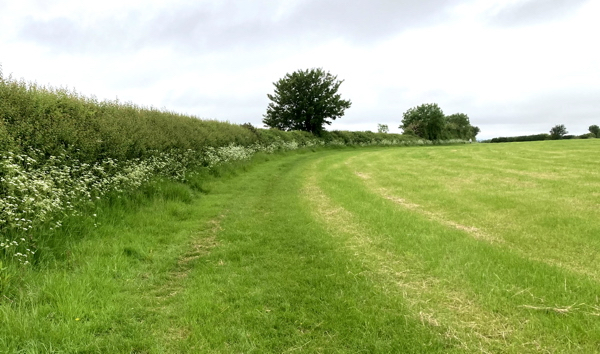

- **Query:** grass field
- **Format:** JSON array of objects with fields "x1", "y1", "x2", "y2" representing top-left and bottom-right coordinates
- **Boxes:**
[{"x1": 1, "y1": 139, "x2": 599, "y2": 352}]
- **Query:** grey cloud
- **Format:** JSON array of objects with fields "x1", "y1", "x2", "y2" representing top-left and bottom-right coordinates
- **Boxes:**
[
  {"x1": 18, "y1": 0, "x2": 461, "y2": 55},
  {"x1": 19, "y1": 14, "x2": 136, "y2": 53},
  {"x1": 20, "y1": 17, "x2": 79, "y2": 47},
  {"x1": 488, "y1": 0, "x2": 591, "y2": 27},
  {"x1": 286, "y1": 0, "x2": 454, "y2": 43}
]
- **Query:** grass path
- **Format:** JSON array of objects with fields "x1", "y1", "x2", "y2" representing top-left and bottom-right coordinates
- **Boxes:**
[
  {"x1": 2, "y1": 140, "x2": 600, "y2": 352},
  {"x1": 153, "y1": 152, "x2": 445, "y2": 352}
]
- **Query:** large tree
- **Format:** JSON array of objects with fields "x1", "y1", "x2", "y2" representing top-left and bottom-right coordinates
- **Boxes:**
[
  {"x1": 589, "y1": 124, "x2": 600, "y2": 138},
  {"x1": 263, "y1": 68, "x2": 352, "y2": 135},
  {"x1": 399, "y1": 103, "x2": 445, "y2": 140}
]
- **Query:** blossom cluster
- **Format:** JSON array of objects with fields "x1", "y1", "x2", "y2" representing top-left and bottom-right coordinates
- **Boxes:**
[
  {"x1": 0, "y1": 137, "x2": 465, "y2": 265},
  {"x1": 0, "y1": 138, "x2": 318, "y2": 263}
]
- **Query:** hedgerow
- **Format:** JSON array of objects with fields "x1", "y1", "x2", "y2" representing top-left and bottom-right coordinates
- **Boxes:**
[{"x1": 0, "y1": 72, "x2": 464, "y2": 269}]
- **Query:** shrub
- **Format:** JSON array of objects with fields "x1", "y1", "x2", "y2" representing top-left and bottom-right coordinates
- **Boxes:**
[{"x1": 579, "y1": 133, "x2": 596, "y2": 139}]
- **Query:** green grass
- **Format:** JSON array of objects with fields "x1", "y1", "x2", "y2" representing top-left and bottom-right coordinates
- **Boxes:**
[
  {"x1": 2, "y1": 140, "x2": 600, "y2": 352},
  {"x1": 308, "y1": 139, "x2": 600, "y2": 352}
]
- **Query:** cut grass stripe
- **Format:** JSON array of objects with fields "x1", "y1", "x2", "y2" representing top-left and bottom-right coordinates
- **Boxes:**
[{"x1": 308, "y1": 144, "x2": 600, "y2": 352}]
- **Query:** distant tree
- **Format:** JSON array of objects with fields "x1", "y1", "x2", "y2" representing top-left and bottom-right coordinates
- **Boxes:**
[
  {"x1": 263, "y1": 68, "x2": 352, "y2": 135},
  {"x1": 589, "y1": 124, "x2": 600, "y2": 138},
  {"x1": 399, "y1": 103, "x2": 445, "y2": 140},
  {"x1": 549, "y1": 124, "x2": 568, "y2": 139},
  {"x1": 241, "y1": 122, "x2": 258, "y2": 134},
  {"x1": 445, "y1": 113, "x2": 480, "y2": 140},
  {"x1": 377, "y1": 124, "x2": 389, "y2": 134}
]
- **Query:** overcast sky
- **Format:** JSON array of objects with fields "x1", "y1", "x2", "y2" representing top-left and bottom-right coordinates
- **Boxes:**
[{"x1": 1, "y1": 0, "x2": 598, "y2": 139}]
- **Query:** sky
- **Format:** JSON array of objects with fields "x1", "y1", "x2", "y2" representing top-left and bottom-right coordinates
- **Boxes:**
[{"x1": 1, "y1": 0, "x2": 599, "y2": 140}]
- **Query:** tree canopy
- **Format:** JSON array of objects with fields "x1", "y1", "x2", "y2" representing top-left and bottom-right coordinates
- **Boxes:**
[
  {"x1": 589, "y1": 125, "x2": 599, "y2": 138},
  {"x1": 399, "y1": 103, "x2": 479, "y2": 141},
  {"x1": 377, "y1": 124, "x2": 389, "y2": 134},
  {"x1": 399, "y1": 103, "x2": 445, "y2": 140},
  {"x1": 445, "y1": 113, "x2": 480, "y2": 140},
  {"x1": 262, "y1": 68, "x2": 352, "y2": 135},
  {"x1": 550, "y1": 124, "x2": 568, "y2": 139}
]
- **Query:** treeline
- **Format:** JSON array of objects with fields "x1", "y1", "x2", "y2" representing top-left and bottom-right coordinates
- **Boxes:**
[
  {"x1": 0, "y1": 74, "x2": 419, "y2": 165},
  {"x1": 486, "y1": 124, "x2": 599, "y2": 143},
  {"x1": 488, "y1": 134, "x2": 551, "y2": 143}
]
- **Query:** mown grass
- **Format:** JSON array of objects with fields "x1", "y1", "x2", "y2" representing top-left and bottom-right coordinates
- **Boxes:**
[
  {"x1": 340, "y1": 139, "x2": 600, "y2": 281},
  {"x1": 311, "y1": 139, "x2": 600, "y2": 352},
  {"x1": 2, "y1": 140, "x2": 598, "y2": 352}
]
